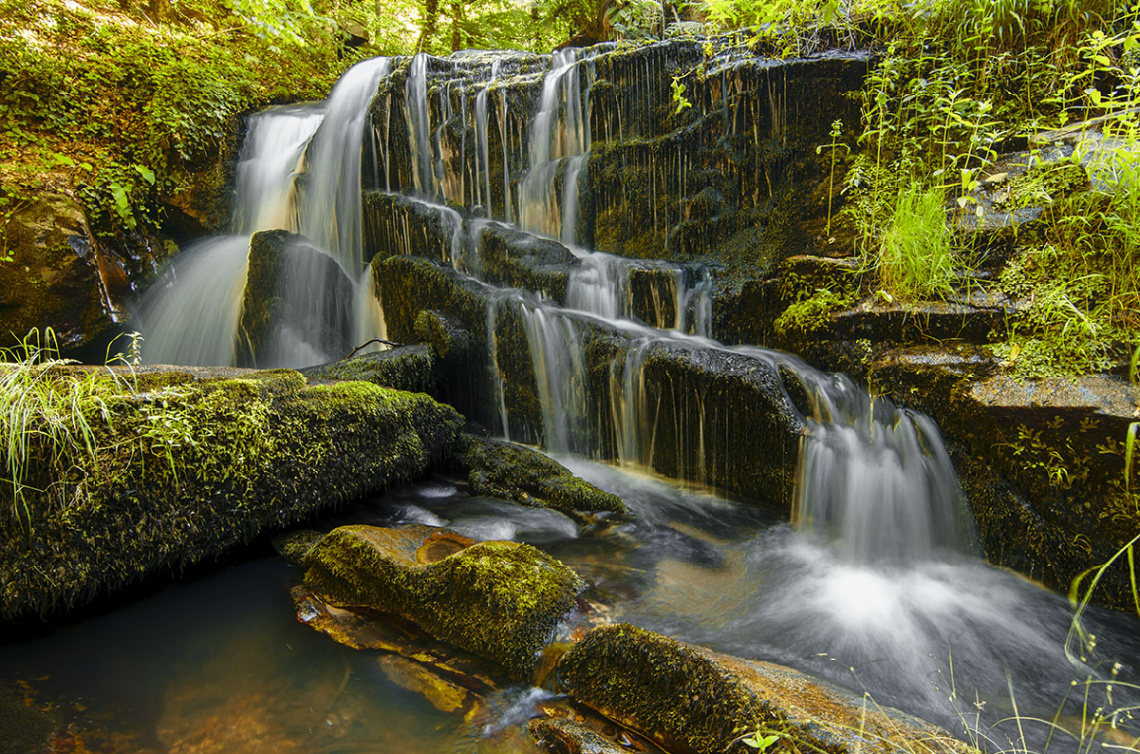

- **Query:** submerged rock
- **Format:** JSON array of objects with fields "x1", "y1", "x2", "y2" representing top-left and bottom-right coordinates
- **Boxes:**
[
  {"x1": 302, "y1": 524, "x2": 586, "y2": 680},
  {"x1": 558, "y1": 624, "x2": 969, "y2": 754},
  {"x1": 0, "y1": 367, "x2": 462, "y2": 622}
]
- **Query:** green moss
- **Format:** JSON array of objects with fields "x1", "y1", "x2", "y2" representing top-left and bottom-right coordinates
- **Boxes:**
[
  {"x1": 456, "y1": 433, "x2": 628, "y2": 518},
  {"x1": 558, "y1": 624, "x2": 805, "y2": 754},
  {"x1": 0, "y1": 367, "x2": 462, "y2": 621},
  {"x1": 302, "y1": 347, "x2": 438, "y2": 394},
  {"x1": 773, "y1": 288, "x2": 855, "y2": 337},
  {"x1": 304, "y1": 524, "x2": 586, "y2": 680}
]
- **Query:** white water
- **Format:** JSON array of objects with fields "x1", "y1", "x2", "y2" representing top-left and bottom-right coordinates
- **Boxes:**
[
  {"x1": 136, "y1": 58, "x2": 393, "y2": 367},
  {"x1": 518, "y1": 49, "x2": 594, "y2": 243},
  {"x1": 130, "y1": 48, "x2": 1140, "y2": 752}
]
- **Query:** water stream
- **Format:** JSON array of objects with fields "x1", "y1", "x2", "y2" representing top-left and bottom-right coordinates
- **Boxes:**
[{"x1": 88, "y1": 47, "x2": 1140, "y2": 753}]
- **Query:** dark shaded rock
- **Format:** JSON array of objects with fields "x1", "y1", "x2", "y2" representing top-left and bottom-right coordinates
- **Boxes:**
[
  {"x1": 558, "y1": 624, "x2": 970, "y2": 754},
  {"x1": 301, "y1": 346, "x2": 438, "y2": 394},
  {"x1": 455, "y1": 433, "x2": 628, "y2": 519},
  {"x1": 303, "y1": 524, "x2": 586, "y2": 680},
  {"x1": 414, "y1": 310, "x2": 472, "y2": 363},
  {"x1": 0, "y1": 193, "x2": 126, "y2": 352},
  {"x1": 480, "y1": 223, "x2": 574, "y2": 300},
  {"x1": 0, "y1": 367, "x2": 462, "y2": 621},
  {"x1": 239, "y1": 229, "x2": 355, "y2": 367}
]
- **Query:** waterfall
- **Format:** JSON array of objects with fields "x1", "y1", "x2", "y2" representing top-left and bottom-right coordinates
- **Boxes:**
[
  {"x1": 405, "y1": 53, "x2": 434, "y2": 197},
  {"x1": 517, "y1": 49, "x2": 594, "y2": 242},
  {"x1": 298, "y1": 57, "x2": 394, "y2": 274},
  {"x1": 136, "y1": 58, "x2": 393, "y2": 367},
  {"x1": 790, "y1": 371, "x2": 977, "y2": 563},
  {"x1": 474, "y1": 60, "x2": 501, "y2": 216}
]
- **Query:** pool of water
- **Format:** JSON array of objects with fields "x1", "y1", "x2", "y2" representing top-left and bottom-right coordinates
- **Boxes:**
[{"x1": 2, "y1": 459, "x2": 1138, "y2": 753}]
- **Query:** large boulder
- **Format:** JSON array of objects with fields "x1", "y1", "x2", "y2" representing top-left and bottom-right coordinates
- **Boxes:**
[
  {"x1": 302, "y1": 524, "x2": 586, "y2": 680},
  {"x1": 239, "y1": 229, "x2": 356, "y2": 367}
]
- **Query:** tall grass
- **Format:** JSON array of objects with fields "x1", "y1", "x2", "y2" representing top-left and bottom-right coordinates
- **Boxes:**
[
  {"x1": 877, "y1": 185, "x2": 957, "y2": 301},
  {"x1": 0, "y1": 329, "x2": 115, "y2": 530}
]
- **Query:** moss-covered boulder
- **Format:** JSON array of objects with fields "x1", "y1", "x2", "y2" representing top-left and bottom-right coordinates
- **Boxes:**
[
  {"x1": 0, "y1": 366, "x2": 462, "y2": 622},
  {"x1": 303, "y1": 524, "x2": 586, "y2": 680},
  {"x1": 558, "y1": 624, "x2": 969, "y2": 754},
  {"x1": 455, "y1": 433, "x2": 628, "y2": 520},
  {"x1": 301, "y1": 346, "x2": 438, "y2": 394}
]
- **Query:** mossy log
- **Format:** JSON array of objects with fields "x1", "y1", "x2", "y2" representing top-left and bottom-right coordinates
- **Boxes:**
[{"x1": 0, "y1": 367, "x2": 462, "y2": 622}]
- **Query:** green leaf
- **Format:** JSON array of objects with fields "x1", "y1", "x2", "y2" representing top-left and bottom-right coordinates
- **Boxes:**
[{"x1": 133, "y1": 164, "x2": 156, "y2": 185}]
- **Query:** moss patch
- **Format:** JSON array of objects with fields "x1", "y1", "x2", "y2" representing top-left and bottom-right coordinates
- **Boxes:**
[
  {"x1": 303, "y1": 524, "x2": 586, "y2": 680},
  {"x1": 557, "y1": 624, "x2": 788, "y2": 754},
  {"x1": 0, "y1": 367, "x2": 462, "y2": 621},
  {"x1": 301, "y1": 346, "x2": 438, "y2": 394}
]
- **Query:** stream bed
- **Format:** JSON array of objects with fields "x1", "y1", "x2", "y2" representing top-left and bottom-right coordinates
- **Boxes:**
[{"x1": 2, "y1": 458, "x2": 1138, "y2": 753}]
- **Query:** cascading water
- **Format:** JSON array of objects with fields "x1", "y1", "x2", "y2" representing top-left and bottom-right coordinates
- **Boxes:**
[
  {"x1": 119, "y1": 45, "x2": 1140, "y2": 753},
  {"x1": 135, "y1": 58, "x2": 392, "y2": 367},
  {"x1": 518, "y1": 48, "x2": 594, "y2": 244}
]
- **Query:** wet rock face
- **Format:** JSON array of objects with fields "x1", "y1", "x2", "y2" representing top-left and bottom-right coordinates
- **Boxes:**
[
  {"x1": 302, "y1": 524, "x2": 586, "y2": 680},
  {"x1": 240, "y1": 229, "x2": 356, "y2": 367},
  {"x1": 375, "y1": 255, "x2": 804, "y2": 508},
  {"x1": 368, "y1": 43, "x2": 868, "y2": 272},
  {"x1": 0, "y1": 193, "x2": 128, "y2": 351},
  {"x1": 867, "y1": 348, "x2": 1140, "y2": 609}
]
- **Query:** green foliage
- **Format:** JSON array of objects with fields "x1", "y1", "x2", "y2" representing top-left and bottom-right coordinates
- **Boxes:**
[
  {"x1": 0, "y1": 330, "x2": 117, "y2": 531},
  {"x1": 876, "y1": 184, "x2": 957, "y2": 301},
  {"x1": 0, "y1": 0, "x2": 350, "y2": 238},
  {"x1": 774, "y1": 288, "x2": 855, "y2": 337}
]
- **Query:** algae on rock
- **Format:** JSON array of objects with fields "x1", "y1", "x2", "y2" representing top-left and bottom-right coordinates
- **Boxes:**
[
  {"x1": 303, "y1": 523, "x2": 586, "y2": 680},
  {"x1": 0, "y1": 366, "x2": 462, "y2": 622},
  {"x1": 455, "y1": 433, "x2": 628, "y2": 520}
]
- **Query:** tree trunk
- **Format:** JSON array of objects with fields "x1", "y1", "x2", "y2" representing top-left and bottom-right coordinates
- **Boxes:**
[
  {"x1": 450, "y1": 0, "x2": 464, "y2": 52},
  {"x1": 415, "y1": 0, "x2": 440, "y2": 53}
]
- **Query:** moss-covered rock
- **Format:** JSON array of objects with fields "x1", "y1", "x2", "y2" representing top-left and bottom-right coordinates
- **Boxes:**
[
  {"x1": 0, "y1": 367, "x2": 462, "y2": 621},
  {"x1": 558, "y1": 624, "x2": 788, "y2": 754},
  {"x1": 303, "y1": 524, "x2": 586, "y2": 680},
  {"x1": 455, "y1": 433, "x2": 628, "y2": 519},
  {"x1": 558, "y1": 624, "x2": 970, "y2": 754},
  {"x1": 301, "y1": 346, "x2": 438, "y2": 394}
]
